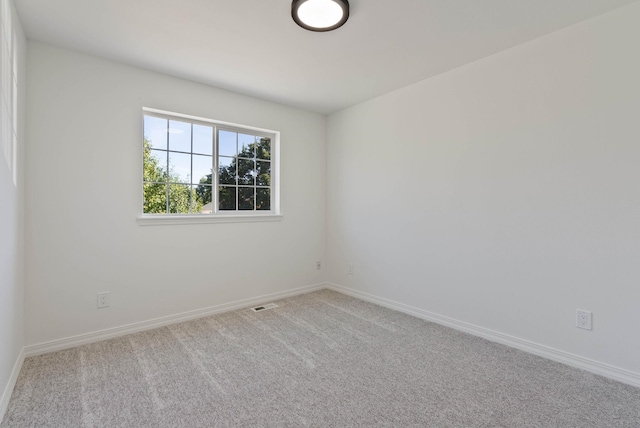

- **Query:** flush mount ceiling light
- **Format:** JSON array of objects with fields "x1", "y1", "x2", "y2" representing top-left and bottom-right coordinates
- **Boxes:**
[{"x1": 292, "y1": 0, "x2": 350, "y2": 32}]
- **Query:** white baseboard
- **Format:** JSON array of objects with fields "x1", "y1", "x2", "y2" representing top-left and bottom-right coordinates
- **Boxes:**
[
  {"x1": 20, "y1": 281, "x2": 640, "y2": 390},
  {"x1": 0, "y1": 347, "x2": 25, "y2": 424},
  {"x1": 25, "y1": 283, "x2": 327, "y2": 357},
  {"x1": 326, "y1": 283, "x2": 640, "y2": 389}
]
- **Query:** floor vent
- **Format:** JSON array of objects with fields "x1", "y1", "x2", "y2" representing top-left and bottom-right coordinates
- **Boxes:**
[{"x1": 250, "y1": 303, "x2": 278, "y2": 312}]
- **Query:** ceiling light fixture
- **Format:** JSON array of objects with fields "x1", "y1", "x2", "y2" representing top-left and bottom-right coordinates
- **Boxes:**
[{"x1": 292, "y1": 0, "x2": 350, "y2": 32}]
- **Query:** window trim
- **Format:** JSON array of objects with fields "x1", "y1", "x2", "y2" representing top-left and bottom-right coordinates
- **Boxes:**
[
  {"x1": 138, "y1": 107, "x2": 281, "y2": 224},
  {"x1": 137, "y1": 213, "x2": 283, "y2": 226}
]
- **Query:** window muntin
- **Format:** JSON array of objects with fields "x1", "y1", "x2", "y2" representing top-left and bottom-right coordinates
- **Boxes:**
[
  {"x1": 142, "y1": 111, "x2": 276, "y2": 216},
  {"x1": 217, "y1": 127, "x2": 271, "y2": 212}
]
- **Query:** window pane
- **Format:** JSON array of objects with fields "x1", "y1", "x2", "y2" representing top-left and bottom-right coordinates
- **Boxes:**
[
  {"x1": 189, "y1": 185, "x2": 205, "y2": 213},
  {"x1": 143, "y1": 182, "x2": 167, "y2": 213},
  {"x1": 238, "y1": 134, "x2": 256, "y2": 158},
  {"x1": 256, "y1": 188, "x2": 270, "y2": 211},
  {"x1": 256, "y1": 161, "x2": 270, "y2": 186},
  {"x1": 144, "y1": 116, "x2": 168, "y2": 150},
  {"x1": 168, "y1": 184, "x2": 192, "y2": 214},
  {"x1": 145, "y1": 149, "x2": 167, "y2": 182},
  {"x1": 218, "y1": 156, "x2": 236, "y2": 185},
  {"x1": 219, "y1": 130, "x2": 236, "y2": 157},
  {"x1": 169, "y1": 151, "x2": 191, "y2": 183},
  {"x1": 237, "y1": 158, "x2": 255, "y2": 185},
  {"x1": 219, "y1": 186, "x2": 236, "y2": 210},
  {"x1": 195, "y1": 185, "x2": 212, "y2": 211},
  {"x1": 256, "y1": 137, "x2": 271, "y2": 160},
  {"x1": 192, "y1": 154, "x2": 213, "y2": 185},
  {"x1": 192, "y1": 124, "x2": 213, "y2": 155},
  {"x1": 168, "y1": 120, "x2": 191, "y2": 153},
  {"x1": 238, "y1": 187, "x2": 255, "y2": 211}
]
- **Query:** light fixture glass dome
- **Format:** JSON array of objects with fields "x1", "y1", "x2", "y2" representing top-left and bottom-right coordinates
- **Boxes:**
[{"x1": 292, "y1": 0, "x2": 349, "y2": 32}]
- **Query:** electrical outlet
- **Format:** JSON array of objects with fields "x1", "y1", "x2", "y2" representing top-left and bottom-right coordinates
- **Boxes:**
[
  {"x1": 97, "y1": 292, "x2": 110, "y2": 309},
  {"x1": 316, "y1": 261, "x2": 321, "y2": 270},
  {"x1": 348, "y1": 263, "x2": 354, "y2": 275},
  {"x1": 576, "y1": 310, "x2": 592, "y2": 330}
]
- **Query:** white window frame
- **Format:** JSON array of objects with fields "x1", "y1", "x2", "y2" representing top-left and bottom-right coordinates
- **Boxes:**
[{"x1": 137, "y1": 107, "x2": 281, "y2": 226}]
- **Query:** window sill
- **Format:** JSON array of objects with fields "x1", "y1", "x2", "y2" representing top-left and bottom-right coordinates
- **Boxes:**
[{"x1": 137, "y1": 213, "x2": 283, "y2": 226}]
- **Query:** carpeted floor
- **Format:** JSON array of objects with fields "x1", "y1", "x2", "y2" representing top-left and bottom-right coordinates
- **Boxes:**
[{"x1": 2, "y1": 289, "x2": 639, "y2": 427}]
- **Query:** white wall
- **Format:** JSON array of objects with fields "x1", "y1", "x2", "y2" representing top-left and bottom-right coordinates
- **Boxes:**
[
  {"x1": 0, "y1": 0, "x2": 26, "y2": 417},
  {"x1": 25, "y1": 42, "x2": 326, "y2": 346},
  {"x1": 327, "y1": 3, "x2": 640, "y2": 374}
]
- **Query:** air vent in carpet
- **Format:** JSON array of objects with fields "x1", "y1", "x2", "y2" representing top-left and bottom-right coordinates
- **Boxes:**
[{"x1": 250, "y1": 303, "x2": 278, "y2": 312}]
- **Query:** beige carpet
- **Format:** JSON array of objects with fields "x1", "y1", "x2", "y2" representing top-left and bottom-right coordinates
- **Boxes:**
[{"x1": 2, "y1": 289, "x2": 639, "y2": 427}]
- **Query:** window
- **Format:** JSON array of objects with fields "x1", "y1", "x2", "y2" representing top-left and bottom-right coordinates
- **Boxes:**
[{"x1": 141, "y1": 109, "x2": 279, "y2": 222}]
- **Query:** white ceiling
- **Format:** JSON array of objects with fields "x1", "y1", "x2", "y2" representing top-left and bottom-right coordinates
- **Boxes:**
[{"x1": 14, "y1": 0, "x2": 638, "y2": 114}]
